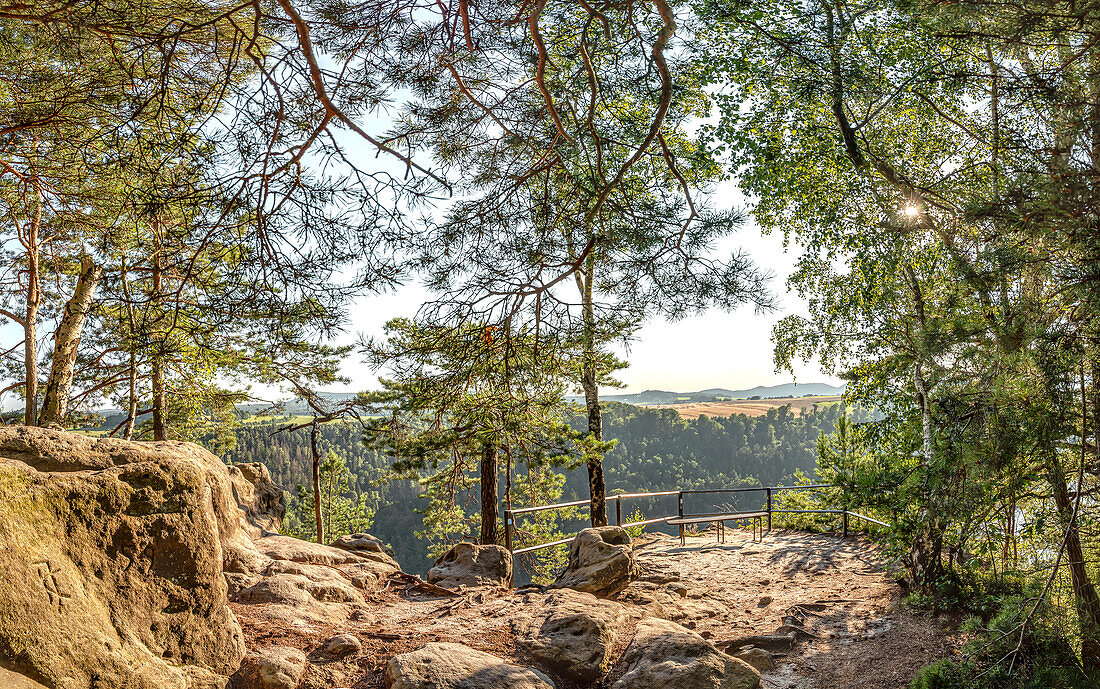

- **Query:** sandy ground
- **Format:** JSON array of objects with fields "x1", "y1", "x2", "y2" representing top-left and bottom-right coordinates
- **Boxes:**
[
  {"x1": 631, "y1": 531, "x2": 957, "y2": 689},
  {"x1": 647, "y1": 396, "x2": 842, "y2": 419},
  {"x1": 233, "y1": 529, "x2": 956, "y2": 689}
]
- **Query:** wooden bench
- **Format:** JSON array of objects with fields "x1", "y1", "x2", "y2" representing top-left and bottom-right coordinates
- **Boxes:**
[{"x1": 666, "y1": 511, "x2": 768, "y2": 546}]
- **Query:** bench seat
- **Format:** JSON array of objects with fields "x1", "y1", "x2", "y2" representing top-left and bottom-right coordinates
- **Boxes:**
[{"x1": 666, "y1": 511, "x2": 768, "y2": 545}]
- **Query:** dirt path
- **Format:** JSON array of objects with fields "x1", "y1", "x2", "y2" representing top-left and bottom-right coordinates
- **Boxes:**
[
  {"x1": 631, "y1": 531, "x2": 956, "y2": 688},
  {"x1": 233, "y1": 529, "x2": 955, "y2": 688}
]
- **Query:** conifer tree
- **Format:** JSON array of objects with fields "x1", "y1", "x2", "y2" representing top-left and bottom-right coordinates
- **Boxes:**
[{"x1": 364, "y1": 318, "x2": 580, "y2": 548}]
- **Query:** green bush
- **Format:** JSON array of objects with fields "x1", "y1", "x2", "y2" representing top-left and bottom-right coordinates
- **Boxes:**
[
  {"x1": 909, "y1": 591, "x2": 1091, "y2": 689},
  {"x1": 910, "y1": 659, "x2": 974, "y2": 689}
]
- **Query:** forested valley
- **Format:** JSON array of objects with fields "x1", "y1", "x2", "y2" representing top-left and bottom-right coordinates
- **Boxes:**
[{"x1": 211, "y1": 402, "x2": 859, "y2": 573}]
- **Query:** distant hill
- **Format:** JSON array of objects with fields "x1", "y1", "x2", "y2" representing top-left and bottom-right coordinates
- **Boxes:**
[
  {"x1": 83, "y1": 385, "x2": 844, "y2": 428},
  {"x1": 260, "y1": 392, "x2": 363, "y2": 416},
  {"x1": 571, "y1": 382, "x2": 844, "y2": 406}
]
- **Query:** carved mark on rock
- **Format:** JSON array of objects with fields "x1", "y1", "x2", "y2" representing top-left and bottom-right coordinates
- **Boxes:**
[{"x1": 34, "y1": 561, "x2": 70, "y2": 611}]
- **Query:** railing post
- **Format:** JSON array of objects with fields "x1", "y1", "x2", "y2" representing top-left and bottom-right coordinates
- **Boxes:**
[
  {"x1": 677, "y1": 491, "x2": 685, "y2": 544},
  {"x1": 842, "y1": 510, "x2": 849, "y2": 538},
  {"x1": 766, "y1": 487, "x2": 772, "y2": 532},
  {"x1": 504, "y1": 509, "x2": 513, "y2": 554},
  {"x1": 615, "y1": 497, "x2": 622, "y2": 526}
]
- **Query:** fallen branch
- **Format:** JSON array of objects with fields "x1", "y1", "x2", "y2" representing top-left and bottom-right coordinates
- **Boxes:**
[{"x1": 392, "y1": 572, "x2": 461, "y2": 597}]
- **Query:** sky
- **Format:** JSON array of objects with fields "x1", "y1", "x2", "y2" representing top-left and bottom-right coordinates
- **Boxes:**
[
  {"x1": 0, "y1": 152, "x2": 842, "y2": 414},
  {"x1": 329, "y1": 204, "x2": 840, "y2": 396},
  {"x1": 0, "y1": 185, "x2": 840, "y2": 412}
]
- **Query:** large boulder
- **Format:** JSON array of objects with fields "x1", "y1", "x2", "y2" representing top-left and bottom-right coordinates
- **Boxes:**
[
  {"x1": 0, "y1": 426, "x2": 248, "y2": 689},
  {"x1": 384, "y1": 642, "x2": 555, "y2": 689},
  {"x1": 427, "y1": 542, "x2": 512, "y2": 588},
  {"x1": 330, "y1": 532, "x2": 395, "y2": 558},
  {"x1": 550, "y1": 526, "x2": 637, "y2": 597},
  {"x1": 514, "y1": 589, "x2": 628, "y2": 683},
  {"x1": 236, "y1": 646, "x2": 307, "y2": 689},
  {"x1": 611, "y1": 618, "x2": 760, "y2": 689}
]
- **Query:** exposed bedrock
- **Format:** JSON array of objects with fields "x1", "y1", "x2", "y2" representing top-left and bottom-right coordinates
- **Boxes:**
[
  {"x1": 611, "y1": 618, "x2": 761, "y2": 689},
  {"x1": 0, "y1": 427, "x2": 404, "y2": 689},
  {"x1": 385, "y1": 642, "x2": 556, "y2": 689},
  {"x1": 512, "y1": 589, "x2": 628, "y2": 683},
  {"x1": 0, "y1": 426, "x2": 266, "y2": 689}
]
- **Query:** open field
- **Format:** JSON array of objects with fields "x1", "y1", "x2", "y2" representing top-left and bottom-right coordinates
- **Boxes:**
[{"x1": 646, "y1": 395, "x2": 842, "y2": 419}]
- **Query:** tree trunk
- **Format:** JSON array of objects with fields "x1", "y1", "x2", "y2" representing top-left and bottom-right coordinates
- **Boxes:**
[
  {"x1": 311, "y1": 421, "x2": 324, "y2": 544},
  {"x1": 578, "y1": 256, "x2": 608, "y2": 527},
  {"x1": 480, "y1": 442, "x2": 499, "y2": 545},
  {"x1": 40, "y1": 257, "x2": 103, "y2": 425},
  {"x1": 121, "y1": 260, "x2": 138, "y2": 440},
  {"x1": 22, "y1": 195, "x2": 41, "y2": 427},
  {"x1": 150, "y1": 252, "x2": 167, "y2": 441},
  {"x1": 1049, "y1": 452, "x2": 1100, "y2": 669},
  {"x1": 123, "y1": 353, "x2": 138, "y2": 440}
]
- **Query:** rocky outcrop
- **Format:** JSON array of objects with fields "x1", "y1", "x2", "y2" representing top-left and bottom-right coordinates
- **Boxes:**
[
  {"x1": 252, "y1": 534, "x2": 399, "y2": 591},
  {"x1": 228, "y1": 462, "x2": 285, "y2": 536},
  {"x1": 0, "y1": 426, "x2": 248, "y2": 689},
  {"x1": 236, "y1": 646, "x2": 306, "y2": 689},
  {"x1": 513, "y1": 589, "x2": 628, "y2": 683},
  {"x1": 550, "y1": 526, "x2": 637, "y2": 597},
  {"x1": 620, "y1": 580, "x2": 728, "y2": 621},
  {"x1": 619, "y1": 580, "x2": 687, "y2": 615},
  {"x1": 330, "y1": 532, "x2": 394, "y2": 558},
  {"x1": 611, "y1": 618, "x2": 760, "y2": 689},
  {"x1": 427, "y1": 542, "x2": 512, "y2": 589},
  {"x1": 228, "y1": 538, "x2": 399, "y2": 630},
  {"x1": 717, "y1": 633, "x2": 796, "y2": 655},
  {"x1": 384, "y1": 642, "x2": 555, "y2": 689}
]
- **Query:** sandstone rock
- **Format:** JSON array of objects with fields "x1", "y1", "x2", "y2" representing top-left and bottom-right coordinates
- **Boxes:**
[
  {"x1": 618, "y1": 580, "x2": 687, "y2": 613},
  {"x1": 384, "y1": 642, "x2": 555, "y2": 689},
  {"x1": 774, "y1": 623, "x2": 817, "y2": 640},
  {"x1": 634, "y1": 556, "x2": 681, "y2": 584},
  {"x1": 255, "y1": 534, "x2": 366, "y2": 565},
  {"x1": 550, "y1": 526, "x2": 637, "y2": 597},
  {"x1": 611, "y1": 618, "x2": 760, "y2": 689},
  {"x1": 234, "y1": 562, "x2": 363, "y2": 627},
  {"x1": 718, "y1": 633, "x2": 796, "y2": 655},
  {"x1": 427, "y1": 542, "x2": 512, "y2": 588},
  {"x1": 734, "y1": 648, "x2": 774, "y2": 672},
  {"x1": 0, "y1": 667, "x2": 49, "y2": 689},
  {"x1": 229, "y1": 462, "x2": 285, "y2": 536},
  {"x1": 320, "y1": 633, "x2": 362, "y2": 659},
  {"x1": 330, "y1": 532, "x2": 395, "y2": 558},
  {"x1": 0, "y1": 427, "x2": 246, "y2": 689},
  {"x1": 239, "y1": 646, "x2": 307, "y2": 689},
  {"x1": 514, "y1": 589, "x2": 627, "y2": 683},
  {"x1": 662, "y1": 597, "x2": 729, "y2": 621},
  {"x1": 226, "y1": 571, "x2": 262, "y2": 598},
  {"x1": 236, "y1": 569, "x2": 360, "y2": 607},
  {"x1": 255, "y1": 533, "x2": 399, "y2": 592},
  {"x1": 237, "y1": 574, "x2": 316, "y2": 606}
]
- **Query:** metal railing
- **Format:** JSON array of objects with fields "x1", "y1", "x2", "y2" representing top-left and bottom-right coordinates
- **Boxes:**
[{"x1": 503, "y1": 484, "x2": 890, "y2": 555}]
